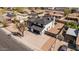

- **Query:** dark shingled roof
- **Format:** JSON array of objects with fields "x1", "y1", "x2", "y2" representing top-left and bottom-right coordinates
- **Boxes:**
[
  {"x1": 28, "y1": 16, "x2": 53, "y2": 25},
  {"x1": 28, "y1": 16, "x2": 54, "y2": 32}
]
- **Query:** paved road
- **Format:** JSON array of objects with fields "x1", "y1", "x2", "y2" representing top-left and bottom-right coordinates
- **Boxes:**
[{"x1": 0, "y1": 28, "x2": 33, "y2": 51}]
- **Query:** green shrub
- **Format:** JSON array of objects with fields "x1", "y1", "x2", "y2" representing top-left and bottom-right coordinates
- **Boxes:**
[{"x1": 65, "y1": 22, "x2": 79, "y2": 30}]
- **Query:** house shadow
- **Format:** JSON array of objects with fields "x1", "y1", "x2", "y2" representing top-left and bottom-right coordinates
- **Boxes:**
[
  {"x1": 68, "y1": 42, "x2": 76, "y2": 50},
  {"x1": 45, "y1": 31, "x2": 56, "y2": 38},
  {"x1": 63, "y1": 34, "x2": 77, "y2": 50},
  {"x1": 0, "y1": 29, "x2": 33, "y2": 51},
  {"x1": 28, "y1": 30, "x2": 40, "y2": 35}
]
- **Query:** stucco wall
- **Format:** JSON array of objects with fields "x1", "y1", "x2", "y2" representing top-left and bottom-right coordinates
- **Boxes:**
[{"x1": 41, "y1": 21, "x2": 54, "y2": 35}]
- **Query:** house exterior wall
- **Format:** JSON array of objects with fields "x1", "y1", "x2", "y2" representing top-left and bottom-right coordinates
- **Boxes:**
[{"x1": 41, "y1": 21, "x2": 54, "y2": 35}]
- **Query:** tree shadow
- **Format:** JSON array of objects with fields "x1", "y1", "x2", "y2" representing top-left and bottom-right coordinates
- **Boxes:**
[
  {"x1": 11, "y1": 32, "x2": 22, "y2": 37},
  {"x1": 68, "y1": 43, "x2": 76, "y2": 50}
]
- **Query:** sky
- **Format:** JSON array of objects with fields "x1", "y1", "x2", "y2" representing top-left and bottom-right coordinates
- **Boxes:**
[{"x1": 0, "y1": 0, "x2": 79, "y2": 7}]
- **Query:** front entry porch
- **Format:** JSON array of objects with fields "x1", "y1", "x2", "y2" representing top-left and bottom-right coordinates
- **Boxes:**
[{"x1": 31, "y1": 28, "x2": 40, "y2": 34}]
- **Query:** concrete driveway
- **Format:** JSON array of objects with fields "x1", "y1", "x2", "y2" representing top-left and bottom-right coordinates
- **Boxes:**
[{"x1": 16, "y1": 31, "x2": 52, "y2": 51}]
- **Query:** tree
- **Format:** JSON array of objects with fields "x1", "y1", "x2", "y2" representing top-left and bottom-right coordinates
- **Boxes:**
[
  {"x1": 13, "y1": 7, "x2": 25, "y2": 13},
  {"x1": 18, "y1": 22, "x2": 25, "y2": 36},
  {"x1": 15, "y1": 21, "x2": 26, "y2": 37},
  {"x1": 64, "y1": 8, "x2": 71, "y2": 16}
]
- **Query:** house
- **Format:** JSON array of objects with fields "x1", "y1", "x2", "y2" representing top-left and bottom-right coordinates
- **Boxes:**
[
  {"x1": 76, "y1": 32, "x2": 79, "y2": 50},
  {"x1": 69, "y1": 8, "x2": 79, "y2": 13},
  {"x1": 46, "y1": 11, "x2": 64, "y2": 21},
  {"x1": 66, "y1": 28, "x2": 78, "y2": 40},
  {"x1": 66, "y1": 28, "x2": 78, "y2": 48},
  {"x1": 2, "y1": 11, "x2": 15, "y2": 21},
  {"x1": 43, "y1": 7, "x2": 54, "y2": 10},
  {"x1": 54, "y1": 7, "x2": 69, "y2": 11},
  {"x1": 27, "y1": 15, "x2": 55, "y2": 35},
  {"x1": 16, "y1": 13, "x2": 29, "y2": 21},
  {"x1": 6, "y1": 7, "x2": 14, "y2": 11},
  {"x1": 65, "y1": 13, "x2": 79, "y2": 23}
]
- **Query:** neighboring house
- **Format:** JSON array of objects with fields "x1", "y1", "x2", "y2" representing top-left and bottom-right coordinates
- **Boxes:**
[
  {"x1": 6, "y1": 7, "x2": 14, "y2": 11},
  {"x1": 66, "y1": 28, "x2": 78, "y2": 48},
  {"x1": 54, "y1": 7, "x2": 68, "y2": 11},
  {"x1": 16, "y1": 13, "x2": 29, "y2": 21},
  {"x1": 47, "y1": 11, "x2": 64, "y2": 20},
  {"x1": 29, "y1": 12, "x2": 38, "y2": 18},
  {"x1": 2, "y1": 11, "x2": 15, "y2": 21},
  {"x1": 65, "y1": 13, "x2": 79, "y2": 22},
  {"x1": 43, "y1": 7, "x2": 54, "y2": 10},
  {"x1": 69, "y1": 8, "x2": 79, "y2": 13},
  {"x1": 27, "y1": 15, "x2": 55, "y2": 35},
  {"x1": 53, "y1": 7, "x2": 79, "y2": 13},
  {"x1": 38, "y1": 12, "x2": 45, "y2": 17}
]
